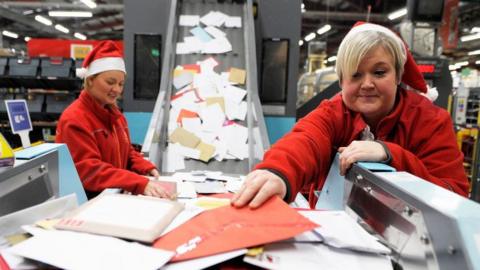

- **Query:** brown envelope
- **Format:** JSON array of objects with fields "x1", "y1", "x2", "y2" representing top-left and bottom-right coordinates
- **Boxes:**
[
  {"x1": 228, "y1": 67, "x2": 246, "y2": 85},
  {"x1": 169, "y1": 127, "x2": 201, "y2": 148}
]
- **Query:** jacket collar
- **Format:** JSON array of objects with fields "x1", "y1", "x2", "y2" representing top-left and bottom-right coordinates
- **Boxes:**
[{"x1": 79, "y1": 90, "x2": 122, "y2": 127}]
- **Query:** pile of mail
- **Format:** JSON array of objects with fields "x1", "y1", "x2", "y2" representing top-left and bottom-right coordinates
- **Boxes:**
[
  {"x1": 166, "y1": 57, "x2": 250, "y2": 172},
  {"x1": 177, "y1": 11, "x2": 241, "y2": 54}
]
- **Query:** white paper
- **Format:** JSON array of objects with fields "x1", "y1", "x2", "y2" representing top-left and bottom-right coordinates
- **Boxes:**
[
  {"x1": 179, "y1": 15, "x2": 200, "y2": 27},
  {"x1": 171, "y1": 172, "x2": 206, "y2": 182},
  {"x1": 200, "y1": 104, "x2": 225, "y2": 132},
  {"x1": 227, "y1": 142, "x2": 248, "y2": 160},
  {"x1": 223, "y1": 85, "x2": 247, "y2": 104},
  {"x1": 176, "y1": 144, "x2": 201, "y2": 160},
  {"x1": 173, "y1": 72, "x2": 193, "y2": 90},
  {"x1": 243, "y1": 242, "x2": 392, "y2": 270},
  {"x1": 200, "y1": 11, "x2": 227, "y2": 27},
  {"x1": 74, "y1": 195, "x2": 176, "y2": 230},
  {"x1": 201, "y1": 37, "x2": 232, "y2": 54},
  {"x1": 182, "y1": 117, "x2": 202, "y2": 134},
  {"x1": 164, "y1": 144, "x2": 186, "y2": 172},
  {"x1": 225, "y1": 16, "x2": 242, "y2": 28},
  {"x1": 190, "y1": 26, "x2": 213, "y2": 43},
  {"x1": 299, "y1": 210, "x2": 391, "y2": 254},
  {"x1": 183, "y1": 36, "x2": 204, "y2": 52},
  {"x1": 204, "y1": 26, "x2": 227, "y2": 39},
  {"x1": 7, "y1": 229, "x2": 174, "y2": 270},
  {"x1": 176, "y1": 42, "x2": 192, "y2": 54},
  {"x1": 161, "y1": 204, "x2": 203, "y2": 236},
  {"x1": 162, "y1": 249, "x2": 247, "y2": 270}
]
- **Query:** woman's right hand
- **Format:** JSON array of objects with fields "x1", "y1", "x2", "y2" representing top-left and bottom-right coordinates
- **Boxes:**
[
  {"x1": 231, "y1": 169, "x2": 287, "y2": 209},
  {"x1": 143, "y1": 180, "x2": 174, "y2": 199}
]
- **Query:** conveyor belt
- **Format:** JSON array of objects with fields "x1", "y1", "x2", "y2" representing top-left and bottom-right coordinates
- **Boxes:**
[{"x1": 142, "y1": 0, "x2": 269, "y2": 174}]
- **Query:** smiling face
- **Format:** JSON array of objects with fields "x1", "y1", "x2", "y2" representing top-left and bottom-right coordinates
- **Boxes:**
[
  {"x1": 340, "y1": 45, "x2": 399, "y2": 127},
  {"x1": 85, "y1": 70, "x2": 125, "y2": 107}
]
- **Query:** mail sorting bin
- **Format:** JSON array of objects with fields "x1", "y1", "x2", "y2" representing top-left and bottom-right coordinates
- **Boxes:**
[
  {"x1": 40, "y1": 57, "x2": 79, "y2": 90},
  {"x1": 8, "y1": 57, "x2": 41, "y2": 89},
  {"x1": 0, "y1": 57, "x2": 14, "y2": 88}
]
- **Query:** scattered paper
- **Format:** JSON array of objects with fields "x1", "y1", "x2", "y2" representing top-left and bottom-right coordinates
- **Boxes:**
[
  {"x1": 225, "y1": 16, "x2": 242, "y2": 28},
  {"x1": 7, "y1": 229, "x2": 174, "y2": 270},
  {"x1": 179, "y1": 15, "x2": 200, "y2": 27}
]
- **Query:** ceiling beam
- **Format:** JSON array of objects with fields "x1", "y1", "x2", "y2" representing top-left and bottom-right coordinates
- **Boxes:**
[
  {"x1": 303, "y1": 11, "x2": 388, "y2": 22},
  {"x1": 0, "y1": 4, "x2": 71, "y2": 38},
  {"x1": 2, "y1": 2, "x2": 122, "y2": 10}
]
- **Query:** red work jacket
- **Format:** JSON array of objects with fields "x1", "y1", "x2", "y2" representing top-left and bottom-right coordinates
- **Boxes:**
[
  {"x1": 256, "y1": 89, "x2": 469, "y2": 207},
  {"x1": 56, "y1": 91, "x2": 155, "y2": 195}
]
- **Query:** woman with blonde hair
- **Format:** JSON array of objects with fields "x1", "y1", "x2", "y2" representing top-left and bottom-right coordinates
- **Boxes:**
[{"x1": 232, "y1": 22, "x2": 469, "y2": 209}]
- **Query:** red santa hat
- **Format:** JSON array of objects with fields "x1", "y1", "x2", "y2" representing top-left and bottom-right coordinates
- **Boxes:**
[
  {"x1": 76, "y1": 40, "x2": 126, "y2": 79},
  {"x1": 348, "y1": 22, "x2": 437, "y2": 101}
]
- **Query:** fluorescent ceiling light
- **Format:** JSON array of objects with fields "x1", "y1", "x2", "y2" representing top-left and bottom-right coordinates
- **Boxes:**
[
  {"x1": 55, "y1": 24, "x2": 70, "y2": 33},
  {"x1": 80, "y1": 0, "x2": 97, "y2": 9},
  {"x1": 304, "y1": 32, "x2": 316, "y2": 42},
  {"x1": 476, "y1": 60, "x2": 480, "y2": 65},
  {"x1": 472, "y1": 27, "x2": 480, "y2": 33},
  {"x1": 388, "y1": 8, "x2": 407, "y2": 20},
  {"x1": 461, "y1": 32, "x2": 480, "y2": 42},
  {"x1": 468, "y1": 49, "x2": 480, "y2": 56},
  {"x1": 299, "y1": 40, "x2": 304, "y2": 46},
  {"x1": 317, "y1": 24, "x2": 331, "y2": 35},
  {"x1": 327, "y1": 55, "x2": 337, "y2": 62},
  {"x1": 23, "y1": 10, "x2": 34, "y2": 15},
  {"x1": 49, "y1": 11, "x2": 93, "y2": 17},
  {"x1": 24, "y1": 36, "x2": 31, "y2": 42},
  {"x1": 74, "y1": 32, "x2": 87, "y2": 40},
  {"x1": 35, "y1": 15, "x2": 52, "y2": 26},
  {"x1": 2, "y1": 30, "x2": 18, "y2": 39},
  {"x1": 456, "y1": 61, "x2": 469, "y2": 67}
]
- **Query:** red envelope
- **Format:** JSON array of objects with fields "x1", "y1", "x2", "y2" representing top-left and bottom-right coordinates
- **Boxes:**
[
  {"x1": 176, "y1": 109, "x2": 199, "y2": 124},
  {"x1": 153, "y1": 196, "x2": 318, "y2": 261},
  {"x1": 182, "y1": 64, "x2": 201, "y2": 73}
]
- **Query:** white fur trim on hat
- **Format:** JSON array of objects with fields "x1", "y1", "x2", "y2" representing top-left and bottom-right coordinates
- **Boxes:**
[
  {"x1": 76, "y1": 67, "x2": 88, "y2": 78},
  {"x1": 81, "y1": 57, "x2": 126, "y2": 78},
  {"x1": 420, "y1": 86, "x2": 439, "y2": 102}
]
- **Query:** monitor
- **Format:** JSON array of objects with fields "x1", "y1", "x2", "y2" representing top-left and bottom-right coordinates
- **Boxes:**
[{"x1": 0, "y1": 150, "x2": 59, "y2": 217}]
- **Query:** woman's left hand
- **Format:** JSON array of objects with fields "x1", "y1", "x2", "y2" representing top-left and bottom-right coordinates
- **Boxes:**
[
  {"x1": 149, "y1": 169, "x2": 160, "y2": 178},
  {"x1": 338, "y1": 140, "x2": 387, "y2": 175}
]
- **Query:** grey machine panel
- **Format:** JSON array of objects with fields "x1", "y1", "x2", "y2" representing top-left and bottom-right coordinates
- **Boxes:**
[
  {"x1": 142, "y1": 0, "x2": 269, "y2": 174},
  {"x1": 344, "y1": 164, "x2": 478, "y2": 270},
  {"x1": 0, "y1": 150, "x2": 59, "y2": 217}
]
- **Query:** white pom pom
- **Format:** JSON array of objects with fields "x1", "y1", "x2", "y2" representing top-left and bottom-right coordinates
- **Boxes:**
[
  {"x1": 420, "y1": 86, "x2": 438, "y2": 102},
  {"x1": 76, "y1": 67, "x2": 87, "y2": 78}
]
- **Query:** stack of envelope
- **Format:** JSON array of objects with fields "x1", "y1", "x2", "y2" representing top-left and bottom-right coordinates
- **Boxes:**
[
  {"x1": 166, "y1": 57, "x2": 250, "y2": 172},
  {"x1": 176, "y1": 11, "x2": 242, "y2": 54}
]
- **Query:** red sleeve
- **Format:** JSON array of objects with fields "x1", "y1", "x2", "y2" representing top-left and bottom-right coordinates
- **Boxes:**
[
  {"x1": 255, "y1": 101, "x2": 337, "y2": 202},
  {"x1": 385, "y1": 110, "x2": 469, "y2": 196},
  {"x1": 58, "y1": 121, "x2": 149, "y2": 195}
]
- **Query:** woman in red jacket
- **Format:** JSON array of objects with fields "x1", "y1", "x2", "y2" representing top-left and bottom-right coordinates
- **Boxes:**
[
  {"x1": 232, "y1": 22, "x2": 469, "y2": 209},
  {"x1": 56, "y1": 41, "x2": 172, "y2": 199}
]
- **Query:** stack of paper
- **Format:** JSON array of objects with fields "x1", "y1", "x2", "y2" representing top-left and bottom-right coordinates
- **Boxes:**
[
  {"x1": 176, "y1": 11, "x2": 241, "y2": 55},
  {"x1": 167, "y1": 58, "x2": 250, "y2": 171},
  {"x1": 54, "y1": 193, "x2": 184, "y2": 243}
]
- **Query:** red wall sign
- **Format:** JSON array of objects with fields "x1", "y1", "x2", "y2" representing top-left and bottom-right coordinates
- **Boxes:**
[{"x1": 27, "y1": 39, "x2": 123, "y2": 59}]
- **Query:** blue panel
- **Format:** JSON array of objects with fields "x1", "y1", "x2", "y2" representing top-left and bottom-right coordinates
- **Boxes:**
[
  {"x1": 56, "y1": 144, "x2": 87, "y2": 205},
  {"x1": 124, "y1": 112, "x2": 152, "y2": 145},
  {"x1": 265, "y1": 116, "x2": 295, "y2": 144}
]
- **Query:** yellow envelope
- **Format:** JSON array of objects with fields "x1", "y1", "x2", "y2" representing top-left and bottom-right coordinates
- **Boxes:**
[
  {"x1": 169, "y1": 127, "x2": 201, "y2": 148},
  {"x1": 229, "y1": 67, "x2": 246, "y2": 85}
]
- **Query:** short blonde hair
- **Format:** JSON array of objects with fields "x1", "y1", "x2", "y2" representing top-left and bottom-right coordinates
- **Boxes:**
[{"x1": 335, "y1": 26, "x2": 406, "y2": 84}]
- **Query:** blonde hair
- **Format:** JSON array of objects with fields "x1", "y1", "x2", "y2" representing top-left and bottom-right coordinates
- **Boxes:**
[{"x1": 335, "y1": 26, "x2": 406, "y2": 84}]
